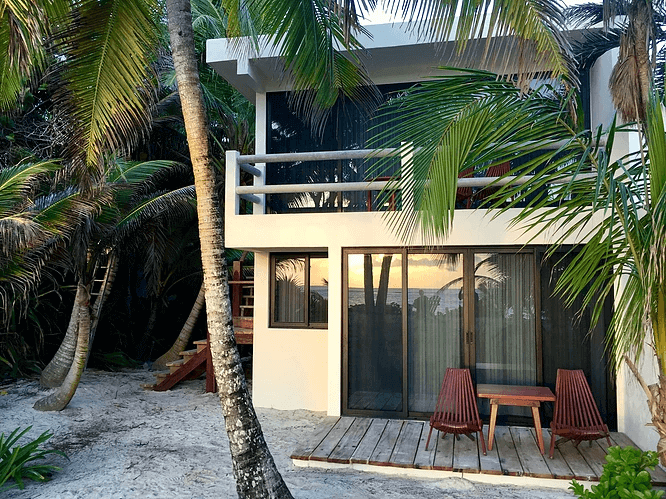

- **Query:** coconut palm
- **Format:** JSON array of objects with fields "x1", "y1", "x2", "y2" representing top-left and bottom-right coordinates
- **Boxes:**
[
  {"x1": 165, "y1": 2, "x2": 295, "y2": 496},
  {"x1": 34, "y1": 158, "x2": 196, "y2": 409}
]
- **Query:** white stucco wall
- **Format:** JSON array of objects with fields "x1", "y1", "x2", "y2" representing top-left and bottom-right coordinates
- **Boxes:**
[{"x1": 251, "y1": 253, "x2": 329, "y2": 411}]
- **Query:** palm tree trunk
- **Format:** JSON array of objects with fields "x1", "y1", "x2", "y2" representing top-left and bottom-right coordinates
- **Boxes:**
[
  {"x1": 39, "y1": 284, "x2": 83, "y2": 388},
  {"x1": 34, "y1": 281, "x2": 91, "y2": 411},
  {"x1": 165, "y1": 2, "x2": 293, "y2": 497},
  {"x1": 152, "y1": 282, "x2": 205, "y2": 371}
]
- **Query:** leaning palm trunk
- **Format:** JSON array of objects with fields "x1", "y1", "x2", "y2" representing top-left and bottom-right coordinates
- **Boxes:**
[
  {"x1": 624, "y1": 353, "x2": 666, "y2": 466},
  {"x1": 166, "y1": 1, "x2": 293, "y2": 497},
  {"x1": 39, "y1": 285, "x2": 83, "y2": 388},
  {"x1": 34, "y1": 281, "x2": 91, "y2": 411},
  {"x1": 152, "y1": 282, "x2": 205, "y2": 371}
]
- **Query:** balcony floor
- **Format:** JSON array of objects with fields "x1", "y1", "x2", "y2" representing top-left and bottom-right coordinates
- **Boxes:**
[{"x1": 290, "y1": 417, "x2": 666, "y2": 488}]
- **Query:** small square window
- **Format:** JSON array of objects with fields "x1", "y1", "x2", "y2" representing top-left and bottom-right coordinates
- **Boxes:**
[{"x1": 271, "y1": 253, "x2": 328, "y2": 328}]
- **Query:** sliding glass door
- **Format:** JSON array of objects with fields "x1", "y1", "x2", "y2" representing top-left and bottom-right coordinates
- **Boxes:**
[{"x1": 343, "y1": 247, "x2": 613, "y2": 426}]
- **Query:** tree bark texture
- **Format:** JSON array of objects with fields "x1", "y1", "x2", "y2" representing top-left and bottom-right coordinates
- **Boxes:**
[
  {"x1": 152, "y1": 282, "x2": 205, "y2": 370},
  {"x1": 34, "y1": 281, "x2": 91, "y2": 411},
  {"x1": 40, "y1": 284, "x2": 83, "y2": 388},
  {"x1": 165, "y1": 2, "x2": 294, "y2": 497},
  {"x1": 609, "y1": 0, "x2": 652, "y2": 122}
]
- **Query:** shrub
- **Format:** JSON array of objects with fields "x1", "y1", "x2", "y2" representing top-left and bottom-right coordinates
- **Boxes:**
[
  {"x1": 570, "y1": 445, "x2": 664, "y2": 499},
  {"x1": 0, "y1": 426, "x2": 67, "y2": 491}
]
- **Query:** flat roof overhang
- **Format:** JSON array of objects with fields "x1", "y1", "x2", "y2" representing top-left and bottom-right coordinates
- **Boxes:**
[{"x1": 206, "y1": 21, "x2": 592, "y2": 102}]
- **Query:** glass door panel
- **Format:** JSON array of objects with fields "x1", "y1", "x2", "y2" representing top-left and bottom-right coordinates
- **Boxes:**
[
  {"x1": 474, "y1": 252, "x2": 536, "y2": 418},
  {"x1": 407, "y1": 254, "x2": 464, "y2": 413},
  {"x1": 347, "y1": 253, "x2": 403, "y2": 412}
]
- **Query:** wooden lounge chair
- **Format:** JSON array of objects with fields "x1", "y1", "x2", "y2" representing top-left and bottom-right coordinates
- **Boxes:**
[
  {"x1": 549, "y1": 369, "x2": 611, "y2": 458},
  {"x1": 425, "y1": 368, "x2": 487, "y2": 454}
]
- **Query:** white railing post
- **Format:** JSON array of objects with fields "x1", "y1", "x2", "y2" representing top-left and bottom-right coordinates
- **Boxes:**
[
  {"x1": 226, "y1": 150, "x2": 241, "y2": 216},
  {"x1": 400, "y1": 143, "x2": 415, "y2": 213}
]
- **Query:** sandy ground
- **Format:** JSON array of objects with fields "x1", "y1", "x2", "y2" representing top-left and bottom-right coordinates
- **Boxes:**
[{"x1": 0, "y1": 369, "x2": 576, "y2": 498}]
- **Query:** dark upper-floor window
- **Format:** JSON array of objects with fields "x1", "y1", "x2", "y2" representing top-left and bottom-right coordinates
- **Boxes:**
[{"x1": 271, "y1": 253, "x2": 328, "y2": 328}]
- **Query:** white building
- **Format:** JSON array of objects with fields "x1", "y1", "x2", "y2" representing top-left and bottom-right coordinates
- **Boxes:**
[{"x1": 206, "y1": 23, "x2": 657, "y2": 453}]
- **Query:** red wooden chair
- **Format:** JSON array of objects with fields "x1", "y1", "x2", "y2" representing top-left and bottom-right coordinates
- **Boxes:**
[
  {"x1": 476, "y1": 161, "x2": 510, "y2": 203},
  {"x1": 455, "y1": 167, "x2": 474, "y2": 208},
  {"x1": 425, "y1": 368, "x2": 487, "y2": 455},
  {"x1": 549, "y1": 369, "x2": 611, "y2": 458}
]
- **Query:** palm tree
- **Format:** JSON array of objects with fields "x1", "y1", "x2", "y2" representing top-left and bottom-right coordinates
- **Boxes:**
[
  {"x1": 34, "y1": 158, "x2": 195, "y2": 410},
  {"x1": 165, "y1": 2, "x2": 294, "y2": 496}
]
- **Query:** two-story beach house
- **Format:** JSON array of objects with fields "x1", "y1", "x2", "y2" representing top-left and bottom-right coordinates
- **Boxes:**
[{"x1": 206, "y1": 22, "x2": 654, "y2": 453}]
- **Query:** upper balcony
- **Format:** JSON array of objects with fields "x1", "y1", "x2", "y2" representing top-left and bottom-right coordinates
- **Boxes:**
[{"x1": 223, "y1": 147, "x2": 590, "y2": 253}]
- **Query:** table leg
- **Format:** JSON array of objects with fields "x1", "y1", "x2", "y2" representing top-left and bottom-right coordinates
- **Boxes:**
[
  {"x1": 531, "y1": 405, "x2": 545, "y2": 454},
  {"x1": 488, "y1": 402, "x2": 499, "y2": 451}
]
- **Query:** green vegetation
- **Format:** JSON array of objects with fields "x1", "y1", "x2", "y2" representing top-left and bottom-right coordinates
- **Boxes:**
[
  {"x1": 0, "y1": 426, "x2": 66, "y2": 491},
  {"x1": 570, "y1": 446, "x2": 664, "y2": 499}
]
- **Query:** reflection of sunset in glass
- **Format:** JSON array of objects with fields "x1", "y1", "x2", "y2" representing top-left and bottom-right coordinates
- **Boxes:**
[
  {"x1": 347, "y1": 254, "x2": 402, "y2": 289},
  {"x1": 407, "y1": 254, "x2": 463, "y2": 290},
  {"x1": 310, "y1": 257, "x2": 328, "y2": 287},
  {"x1": 347, "y1": 253, "x2": 464, "y2": 290}
]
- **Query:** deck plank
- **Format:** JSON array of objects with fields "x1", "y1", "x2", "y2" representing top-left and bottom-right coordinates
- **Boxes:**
[
  {"x1": 310, "y1": 417, "x2": 355, "y2": 462},
  {"x1": 478, "y1": 433, "x2": 503, "y2": 475},
  {"x1": 557, "y1": 440, "x2": 597, "y2": 481},
  {"x1": 494, "y1": 426, "x2": 523, "y2": 476},
  {"x1": 329, "y1": 418, "x2": 373, "y2": 464},
  {"x1": 350, "y1": 419, "x2": 388, "y2": 464},
  {"x1": 452, "y1": 434, "x2": 480, "y2": 473},
  {"x1": 511, "y1": 427, "x2": 551, "y2": 478},
  {"x1": 290, "y1": 416, "x2": 338, "y2": 460},
  {"x1": 369, "y1": 419, "x2": 404, "y2": 465},
  {"x1": 577, "y1": 440, "x2": 608, "y2": 478},
  {"x1": 390, "y1": 421, "x2": 423, "y2": 467},
  {"x1": 432, "y1": 431, "x2": 454, "y2": 471},
  {"x1": 413, "y1": 423, "x2": 437, "y2": 469},
  {"x1": 536, "y1": 429, "x2": 574, "y2": 479}
]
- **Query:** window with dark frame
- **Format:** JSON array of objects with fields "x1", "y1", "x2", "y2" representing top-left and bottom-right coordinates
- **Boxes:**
[{"x1": 271, "y1": 253, "x2": 328, "y2": 328}]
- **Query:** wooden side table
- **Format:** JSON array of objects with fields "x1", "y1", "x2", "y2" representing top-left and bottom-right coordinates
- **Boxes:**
[{"x1": 477, "y1": 384, "x2": 556, "y2": 455}]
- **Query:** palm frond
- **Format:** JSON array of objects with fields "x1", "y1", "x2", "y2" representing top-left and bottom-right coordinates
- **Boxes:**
[
  {"x1": 368, "y1": 69, "x2": 575, "y2": 242},
  {"x1": 382, "y1": 0, "x2": 574, "y2": 86},
  {"x1": 52, "y1": 0, "x2": 160, "y2": 177},
  {"x1": 225, "y1": 0, "x2": 379, "y2": 134},
  {"x1": 0, "y1": 0, "x2": 68, "y2": 111},
  {"x1": 0, "y1": 161, "x2": 60, "y2": 217}
]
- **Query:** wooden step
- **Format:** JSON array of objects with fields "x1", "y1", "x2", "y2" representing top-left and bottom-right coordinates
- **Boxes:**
[
  {"x1": 154, "y1": 371, "x2": 169, "y2": 383},
  {"x1": 166, "y1": 359, "x2": 185, "y2": 374},
  {"x1": 194, "y1": 339, "x2": 208, "y2": 352},
  {"x1": 179, "y1": 348, "x2": 197, "y2": 362},
  {"x1": 234, "y1": 328, "x2": 253, "y2": 345},
  {"x1": 141, "y1": 383, "x2": 156, "y2": 390},
  {"x1": 233, "y1": 317, "x2": 253, "y2": 329}
]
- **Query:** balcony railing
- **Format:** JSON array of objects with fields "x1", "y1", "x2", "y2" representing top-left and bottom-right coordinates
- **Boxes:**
[{"x1": 225, "y1": 148, "x2": 596, "y2": 216}]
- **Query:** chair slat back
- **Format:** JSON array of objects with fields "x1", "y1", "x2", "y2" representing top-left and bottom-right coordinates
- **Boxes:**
[
  {"x1": 433, "y1": 368, "x2": 479, "y2": 425},
  {"x1": 554, "y1": 369, "x2": 605, "y2": 430}
]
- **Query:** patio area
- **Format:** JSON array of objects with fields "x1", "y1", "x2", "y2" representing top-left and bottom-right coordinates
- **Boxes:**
[{"x1": 290, "y1": 416, "x2": 666, "y2": 488}]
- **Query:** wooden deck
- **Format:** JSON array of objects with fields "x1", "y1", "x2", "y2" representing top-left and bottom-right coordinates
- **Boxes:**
[{"x1": 291, "y1": 417, "x2": 666, "y2": 487}]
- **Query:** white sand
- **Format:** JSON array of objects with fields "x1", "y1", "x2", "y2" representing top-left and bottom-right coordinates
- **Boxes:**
[{"x1": 0, "y1": 369, "x2": 574, "y2": 498}]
